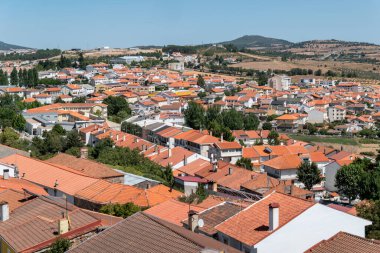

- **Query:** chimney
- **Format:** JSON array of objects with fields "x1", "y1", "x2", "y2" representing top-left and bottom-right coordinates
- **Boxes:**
[
  {"x1": 210, "y1": 131, "x2": 213, "y2": 136},
  {"x1": 3, "y1": 169, "x2": 9, "y2": 180},
  {"x1": 269, "y1": 203, "x2": 280, "y2": 231},
  {"x1": 168, "y1": 147, "x2": 172, "y2": 158},
  {"x1": 116, "y1": 134, "x2": 119, "y2": 141},
  {"x1": 13, "y1": 165, "x2": 19, "y2": 179},
  {"x1": 0, "y1": 201, "x2": 9, "y2": 221},
  {"x1": 123, "y1": 135, "x2": 126, "y2": 142},
  {"x1": 212, "y1": 182, "x2": 218, "y2": 192},
  {"x1": 183, "y1": 155, "x2": 188, "y2": 166},
  {"x1": 188, "y1": 210, "x2": 199, "y2": 232},
  {"x1": 228, "y1": 167, "x2": 233, "y2": 175},
  {"x1": 80, "y1": 147, "x2": 88, "y2": 159},
  {"x1": 58, "y1": 218, "x2": 69, "y2": 234},
  {"x1": 134, "y1": 137, "x2": 139, "y2": 143},
  {"x1": 142, "y1": 144, "x2": 146, "y2": 151},
  {"x1": 212, "y1": 162, "x2": 218, "y2": 172},
  {"x1": 221, "y1": 134, "x2": 224, "y2": 142}
]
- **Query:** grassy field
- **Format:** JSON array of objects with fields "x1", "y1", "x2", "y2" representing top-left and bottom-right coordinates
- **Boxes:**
[
  {"x1": 289, "y1": 134, "x2": 360, "y2": 146},
  {"x1": 289, "y1": 134, "x2": 380, "y2": 154}
]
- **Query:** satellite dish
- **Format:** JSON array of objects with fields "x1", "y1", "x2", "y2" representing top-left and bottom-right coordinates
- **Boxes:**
[{"x1": 198, "y1": 219, "x2": 204, "y2": 228}]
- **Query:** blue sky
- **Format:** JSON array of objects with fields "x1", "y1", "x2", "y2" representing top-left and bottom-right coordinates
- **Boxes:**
[{"x1": 1, "y1": 0, "x2": 379, "y2": 49}]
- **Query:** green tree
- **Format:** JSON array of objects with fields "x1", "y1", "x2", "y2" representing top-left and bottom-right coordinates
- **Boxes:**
[
  {"x1": 12, "y1": 114, "x2": 26, "y2": 132},
  {"x1": 54, "y1": 97, "x2": 65, "y2": 103},
  {"x1": 51, "y1": 125, "x2": 66, "y2": 135},
  {"x1": 244, "y1": 113, "x2": 259, "y2": 130},
  {"x1": 71, "y1": 96, "x2": 86, "y2": 103},
  {"x1": 297, "y1": 162, "x2": 321, "y2": 190},
  {"x1": 195, "y1": 184, "x2": 208, "y2": 203},
  {"x1": 99, "y1": 202, "x2": 141, "y2": 218},
  {"x1": 78, "y1": 52, "x2": 86, "y2": 69},
  {"x1": 196, "y1": 74, "x2": 205, "y2": 88},
  {"x1": 268, "y1": 130, "x2": 280, "y2": 145},
  {"x1": 163, "y1": 165, "x2": 174, "y2": 188},
  {"x1": 262, "y1": 122, "x2": 272, "y2": 130},
  {"x1": 221, "y1": 109, "x2": 244, "y2": 130},
  {"x1": 236, "y1": 157, "x2": 253, "y2": 170},
  {"x1": 10, "y1": 67, "x2": 18, "y2": 85},
  {"x1": 90, "y1": 138, "x2": 114, "y2": 159},
  {"x1": 184, "y1": 101, "x2": 205, "y2": 129},
  {"x1": 0, "y1": 127, "x2": 20, "y2": 146},
  {"x1": 357, "y1": 200, "x2": 380, "y2": 239},
  {"x1": 47, "y1": 238, "x2": 72, "y2": 253},
  {"x1": 65, "y1": 130, "x2": 83, "y2": 150},
  {"x1": 335, "y1": 162, "x2": 364, "y2": 203},
  {"x1": 103, "y1": 96, "x2": 131, "y2": 118}
]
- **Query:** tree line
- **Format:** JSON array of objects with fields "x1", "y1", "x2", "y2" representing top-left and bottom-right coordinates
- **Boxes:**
[{"x1": 184, "y1": 102, "x2": 259, "y2": 141}]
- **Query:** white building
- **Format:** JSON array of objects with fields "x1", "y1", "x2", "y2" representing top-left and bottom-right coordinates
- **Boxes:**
[
  {"x1": 328, "y1": 106, "x2": 346, "y2": 122},
  {"x1": 268, "y1": 75, "x2": 291, "y2": 91}
]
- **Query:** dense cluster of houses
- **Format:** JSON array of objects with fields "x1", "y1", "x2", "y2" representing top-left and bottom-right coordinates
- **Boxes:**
[{"x1": 0, "y1": 59, "x2": 378, "y2": 252}]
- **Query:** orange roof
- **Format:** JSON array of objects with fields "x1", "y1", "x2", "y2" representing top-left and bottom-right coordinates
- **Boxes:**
[
  {"x1": 174, "y1": 159, "x2": 211, "y2": 177},
  {"x1": 214, "y1": 141, "x2": 242, "y2": 150},
  {"x1": 276, "y1": 114, "x2": 300, "y2": 120},
  {"x1": 262, "y1": 154, "x2": 302, "y2": 170},
  {"x1": 215, "y1": 192, "x2": 314, "y2": 246},
  {"x1": 0, "y1": 154, "x2": 99, "y2": 196},
  {"x1": 75, "y1": 181, "x2": 181, "y2": 207},
  {"x1": 144, "y1": 199, "x2": 206, "y2": 225},
  {"x1": 0, "y1": 176, "x2": 47, "y2": 196},
  {"x1": 22, "y1": 97, "x2": 36, "y2": 103},
  {"x1": 309, "y1": 152, "x2": 330, "y2": 163}
]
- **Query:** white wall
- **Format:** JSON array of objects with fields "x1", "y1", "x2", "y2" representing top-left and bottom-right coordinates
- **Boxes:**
[{"x1": 254, "y1": 204, "x2": 371, "y2": 253}]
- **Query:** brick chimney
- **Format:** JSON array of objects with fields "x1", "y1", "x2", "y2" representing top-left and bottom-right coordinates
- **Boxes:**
[{"x1": 269, "y1": 203, "x2": 280, "y2": 231}]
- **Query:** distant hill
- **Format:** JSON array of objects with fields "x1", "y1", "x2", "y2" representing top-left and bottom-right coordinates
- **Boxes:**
[
  {"x1": 220, "y1": 35, "x2": 293, "y2": 49},
  {"x1": 0, "y1": 41, "x2": 31, "y2": 50},
  {"x1": 292, "y1": 39, "x2": 378, "y2": 48}
]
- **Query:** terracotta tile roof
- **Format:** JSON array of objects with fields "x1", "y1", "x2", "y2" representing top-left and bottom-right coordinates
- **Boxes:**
[
  {"x1": 156, "y1": 126, "x2": 183, "y2": 138},
  {"x1": 214, "y1": 141, "x2": 242, "y2": 150},
  {"x1": 0, "y1": 154, "x2": 100, "y2": 196},
  {"x1": 305, "y1": 231, "x2": 380, "y2": 253},
  {"x1": 148, "y1": 146, "x2": 194, "y2": 167},
  {"x1": 75, "y1": 181, "x2": 181, "y2": 207},
  {"x1": 192, "y1": 202, "x2": 243, "y2": 236},
  {"x1": 47, "y1": 153, "x2": 123, "y2": 179},
  {"x1": 262, "y1": 154, "x2": 302, "y2": 170},
  {"x1": 174, "y1": 159, "x2": 212, "y2": 177},
  {"x1": 68, "y1": 212, "x2": 240, "y2": 253},
  {"x1": 0, "y1": 196, "x2": 111, "y2": 253},
  {"x1": 309, "y1": 152, "x2": 330, "y2": 163},
  {"x1": 216, "y1": 192, "x2": 314, "y2": 246},
  {"x1": 144, "y1": 199, "x2": 206, "y2": 226},
  {"x1": 195, "y1": 161, "x2": 259, "y2": 190},
  {"x1": 0, "y1": 176, "x2": 47, "y2": 196},
  {"x1": 0, "y1": 189, "x2": 36, "y2": 211},
  {"x1": 276, "y1": 114, "x2": 300, "y2": 120},
  {"x1": 242, "y1": 147, "x2": 260, "y2": 159}
]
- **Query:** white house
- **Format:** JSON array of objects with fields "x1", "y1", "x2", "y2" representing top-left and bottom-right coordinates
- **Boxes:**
[
  {"x1": 252, "y1": 202, "x2": 371, "y2": 253},
  {"x1": 268, "y1": 75, "x2": 291, "y2": 91},
  {"x1": 308, "y1": 109, "x2": 327, "y2": 124}
]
